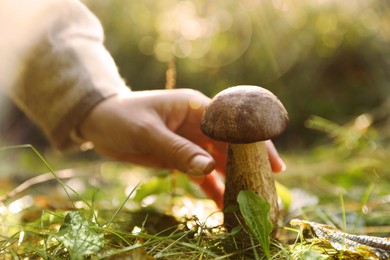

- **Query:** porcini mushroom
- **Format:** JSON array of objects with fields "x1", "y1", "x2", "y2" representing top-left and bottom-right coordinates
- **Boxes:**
[{"x1": 200, "y1": 85, "x2": 288, "y2": 229}]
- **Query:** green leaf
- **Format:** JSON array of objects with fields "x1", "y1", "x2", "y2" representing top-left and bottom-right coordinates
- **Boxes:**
[
  {"x1": 133, "y1": 176, "x2": 171, "y2": 202},
  {"x1": 56, "y1": 211, "x2": 104, "y2": 259},
  {"x1": 275, "y1": 181, "x2": 292, "y2": 211},
  {"x1": 237, "y1": 190, "x2": 273, "y2": 259}
]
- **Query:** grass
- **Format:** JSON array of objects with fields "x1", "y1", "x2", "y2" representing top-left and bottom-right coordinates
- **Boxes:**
[
  {"x1": 0, "y1": 114, "x2": 390, "y2": 258},
  {"x1": 0, "y1": 146, "x2": 275, "y2": 259}
]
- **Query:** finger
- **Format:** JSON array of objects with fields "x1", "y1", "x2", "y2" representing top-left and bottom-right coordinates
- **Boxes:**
[
  {"x1": 149, "y1": 125, "x2": 216, "y2": 176},
  {"x1": 190, "y1": 171, "x2": 224, "y2": 209},
  {"x1": 265, "y1": 140, "x2": 286, "y2": 173},
  {"x1": 93, "y1": 144, "x2": 169, "y2": 168},
  {"x1": 208, "y1": 140, "x2": 227, "y2": 175}
]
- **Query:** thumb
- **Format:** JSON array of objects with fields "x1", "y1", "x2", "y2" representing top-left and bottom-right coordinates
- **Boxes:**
[{"x1": 150, "y1": 126, "x2": 215, "y2": 176}]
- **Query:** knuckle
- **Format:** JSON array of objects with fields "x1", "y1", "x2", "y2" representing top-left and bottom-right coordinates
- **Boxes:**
[
  {"x1": 167, "y1": 139, "x2": 192, "y2": 163},
  {"x1": 176, "y1": 88, "x2": 203, "y2": 98}
]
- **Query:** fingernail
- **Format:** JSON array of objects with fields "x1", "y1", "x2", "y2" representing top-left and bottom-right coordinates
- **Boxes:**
[{"x1": 187, "y1": 155, "x2": 214, "y2": 176}]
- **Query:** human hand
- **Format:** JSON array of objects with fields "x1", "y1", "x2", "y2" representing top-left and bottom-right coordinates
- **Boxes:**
[{"x1": 79, "y1": 89, "x2": 285, "y2": 208}]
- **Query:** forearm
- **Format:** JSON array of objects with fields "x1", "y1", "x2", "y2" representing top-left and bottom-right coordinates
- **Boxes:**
[{"x1": 0, "y1": 0, "x2": 129, "y2": 150}]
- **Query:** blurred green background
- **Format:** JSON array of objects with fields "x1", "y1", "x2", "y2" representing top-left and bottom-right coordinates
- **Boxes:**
[
  {"x1": 2, "y1": 0, "x2": 390, "y2": 151},
  {"x1": 83, "y1": 0, "x2": 390, "y2": 149}
]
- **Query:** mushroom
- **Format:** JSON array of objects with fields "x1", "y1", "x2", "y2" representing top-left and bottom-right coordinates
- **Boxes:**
[{"x1": 200, "y1": 85, "x2": 288, "y2": 229}]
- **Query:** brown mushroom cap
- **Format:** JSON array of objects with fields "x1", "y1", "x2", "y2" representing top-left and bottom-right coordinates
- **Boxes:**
[{"x1": 201, "y1": 85, "x2": 288, "y2": 144}]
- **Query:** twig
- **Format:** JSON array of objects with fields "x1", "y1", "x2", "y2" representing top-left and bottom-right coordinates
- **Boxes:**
[
  {"x1": 291, "y1": 219, "x2": 390, "y2": 259},
  {"x1": 165, "y1": 59, "x2": 177, "y2": 213},
  {"x1": 165, "y1": 59, "x2": 176, "y2": 89},
  {"x1": 0, "y1": 169, "x2": 76, "y2": 204}
]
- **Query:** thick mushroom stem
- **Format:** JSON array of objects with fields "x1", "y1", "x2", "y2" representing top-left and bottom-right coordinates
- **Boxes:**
[{"x1": 224, "y1": 142, "x2": 279, "y2": 229}]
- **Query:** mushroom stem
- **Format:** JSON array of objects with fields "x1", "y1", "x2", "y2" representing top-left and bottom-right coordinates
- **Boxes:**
[{"x1": 224, "y1": 141, "x2": 279, "y2": 229}]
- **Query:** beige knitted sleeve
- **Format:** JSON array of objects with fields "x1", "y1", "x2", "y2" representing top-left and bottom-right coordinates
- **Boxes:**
[{"x1": 0, "y1": 0, "x2": 130, "y2": 150}]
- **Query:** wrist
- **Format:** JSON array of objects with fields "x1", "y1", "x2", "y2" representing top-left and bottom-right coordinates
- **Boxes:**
[
  {"x1": 78, "y1": 98, "x2": 111, "y2": 141},
  {"x1": 78, "y1": 93, "x2": 121, "y2": 142}
]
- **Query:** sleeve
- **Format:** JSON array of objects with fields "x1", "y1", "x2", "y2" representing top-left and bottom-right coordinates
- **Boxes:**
[{"x1": 0, "y1": 0, "x2": 130, "y2": 151}]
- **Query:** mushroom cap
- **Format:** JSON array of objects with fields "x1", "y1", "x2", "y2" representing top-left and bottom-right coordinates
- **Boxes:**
[{"x1": 200, "y1": 85, "x2": 288, "y2": 144}]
